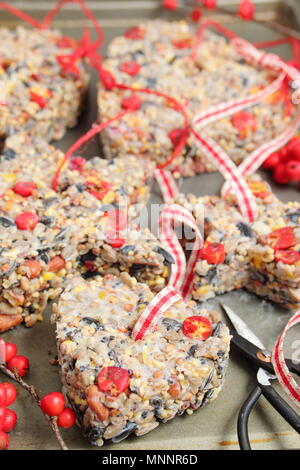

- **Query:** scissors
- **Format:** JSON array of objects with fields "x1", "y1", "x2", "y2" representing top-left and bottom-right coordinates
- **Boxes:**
[{"x1": 221, "y1": 303, "x2": 300, "y2": 450}]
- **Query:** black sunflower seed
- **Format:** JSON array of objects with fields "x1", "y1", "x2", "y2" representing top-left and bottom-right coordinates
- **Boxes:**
[
  {"x1": 79, "y1": 251, "x2": 96, "y2": 264},
  {"x1": 0, "y1": 217, "x2": 15, "y2": 228},
  {"x1": 154, "y1": 246, "x2": 175, "y2": 264},
  {"x1": 111, "y1": 422, "x2": 137, "y2": 444},
  {"x1": 212, "y1": 321, "x2": 222, "y2": 337},
  {"x1": 87, "y1": 426, "x2": 105, "y2": 445},
  {"x1": 37, "y1": 249, "x2": 50, "y2": 264},
  {"x1": 2, "y1": 148, "x2": 17, "y2": 161},
  {"x1": 54, "y1": 229, "x2": 68, "y2": 241},
  {"x1": 207, "y1": 266, "x2": 217, "y2": 283},
  {"x1": 161, "y1": 317, "x2": 182, "y2": 332},
  {"x1": 286, "y1": 211, "x2": 300, "y2": 224},
  {"x1": 187, "y1": 344, "x2": 198, "y2": 357},
  {"x1": 237, "y1": 222, "x2": 254, "y2": 237},
  {"x1": 41, "y1": 216, "x2": 55, "y2": 227},
  {"x1": 81, "y1": 317, "x2": 104, "y2": 330},
  {"x1": 119, "y1": 244, "x2": 136, "y2": 255}
]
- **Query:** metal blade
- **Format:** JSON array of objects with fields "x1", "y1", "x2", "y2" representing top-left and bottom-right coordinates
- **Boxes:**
[
  {"x1": 221, "y1": 304, "x2": 266, "y2": 350},
  {"x1": 257, "y1": 368, "x2": 276, "y2": 386}
]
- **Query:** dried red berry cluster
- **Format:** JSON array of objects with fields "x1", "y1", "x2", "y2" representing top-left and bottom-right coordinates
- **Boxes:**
[
  {"x1": 163, "y1": 0, "x2": 255, "y2": 21},
  {"x1": 0, "y1": 342, "x2": 29, "y2": 450},
  {"x1": 262, "y1": 136, "x2": 300, "y2": 185},
  {"x1": 40, "y1": 392, "x2": 76, "y2": 429}
]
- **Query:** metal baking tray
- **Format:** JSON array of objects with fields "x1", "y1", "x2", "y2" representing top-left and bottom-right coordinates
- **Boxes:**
[{"x1": 0, "y1": 0, "x2": 300, "y2": 450}]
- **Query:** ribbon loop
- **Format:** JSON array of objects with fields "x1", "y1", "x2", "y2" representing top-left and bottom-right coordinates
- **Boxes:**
[
  {"x1": 272, "y1": 311, "x2": 300, "y2": 408},
  {"x1": 159, "y1": 204, "x2": 203, "y2": 298}
]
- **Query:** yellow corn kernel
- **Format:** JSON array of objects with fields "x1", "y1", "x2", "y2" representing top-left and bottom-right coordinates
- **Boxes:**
[
  {"x1": 252, "y1": 256, "x2": 261, "y2": 269},
  {"x1": 2, "y1": 173, "x2": 16, "y2": 182},
  {"x1": 196, "y1": 285, "x2": 209, "y2": 295},
  {"x1": 44, "y1": 208, "x2": 54, "y2": 217},
  {"x1": 74, "y1": 285, "x2": 84, "y2": 292},
  {"x1": 162, "y1": 266, "x2": 169, "y2": 278},
  {"x1": 102, "y1": 191, "x2": 115, "y2": 204},
  {"x1": 99, "y1": 291, "x2": 107, "y2": 299},
  {"x1": 42, "y1": 272, "x2": 55, "y2": 281},
  {"x1": 271, "y1": 224, "x2": 285, "y2": 231}
]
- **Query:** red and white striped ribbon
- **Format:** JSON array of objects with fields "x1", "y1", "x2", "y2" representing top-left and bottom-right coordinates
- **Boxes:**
[
  {"x1": 159, "y1": 204, "x2": 203, "y2": 299},
  {"x1": 132, "y1": 286, "x2": 182, "y2": 340},
  {"x1": 193, "y1": 72, "x2": 285, "y2": 128},
  {"x1": 222, "y1": 114, "x2": 300, "y2": 197},
  {"x1": 272, "y1": 311, "x2": 300, "y2": 408},
  {"x1": 232, "y1": 37, "x2": 300, "y2": 82},
  {"x1": 154, "y1": 168, "x2": 179, "y2": 202},
  {"x1": 192, "y1": 129, "x2": 258, "y2": 222},
  {"x1": 192, "y1": 38, "x2": 300, "y2": 220}
]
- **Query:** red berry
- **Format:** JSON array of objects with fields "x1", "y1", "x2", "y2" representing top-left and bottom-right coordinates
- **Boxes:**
[
  {"x1": 190, "y1": 8, "x2": 202, "y2": 22},
  {"x1": 163, "y1": 0, "x2": 178, "y2": 10},
  {"x1": 292, "y1": 142, "x2": 300, "y2": 161},
  {"x1": 199, "y1": 242, "x2": 226, "y2": 264},
  {"x1": 262, "y1": 152, "x2": 280, "y2": 170},
  {"x1": 279, "y1": 146, "x2": 290, "y2": 162},
  {"x1": 182, "y1": 316, "x2": 213, "y2": 340},
  {"x1": 4, "y1": 343, "x2": 17, "y2": 363},
  {"x1": 2, "y1": 409, "x2": 17, "y2": 433},
  {"x1": 0, "y1": 407, "x2": 6, "y2": 430},
  {"x1": 97, "y1": 367, "x2": 130, "y2": 396},
  {"x1": 231, "y1": 111, "x2": 256, "y2": 138},
  {"x1": 274, "y1": 249, "x2": 300, "y2": 265},
  {"x1": 13, "y1": 182, "x2": 37, "y2": 197},
  {"x1": 284, "y1": 160, "x2": 300, "y2": 182},
  {"x1": 0, "y1": 431, "x2": 9, "y2": 450},
  {"x1": 124, "y1": 27, "x2": 145, "y2": 40},
  {"x1": 69, "y1": 157, "x2": 86, "y2": 171},
  {"x1": 119, "y1": 61, "x2": 141, "y2": 76},
  {"x1": 57, "y1": 408, "x2": 76, "y2": 428},
  {"x1": 7, "y1": 356, "x2": 29, "y2": 378},
  {"x1": 121, "y1": 94, "x2": 142, "y2": 111},
  {"x1": 203, "y1": 0, "x2": 217, "y2": 9},
  {"x1": 40, "y1": 392, "x2": 65, "y2": 417},
  {"x1": 0, "y1": 383, "x2": 16, "y2": 407},
  {"x1": 0, "y1": 387, "x2": 6, "y2": 407},
  {"x1": 287, "y1": 137, "x2": 300, "y2": 161},
  {"x1": 29, "y1": 91, "x2": 48, "y2": 108},
  {"x1": 15, "y1": 212, "x2": 39, "y2": 231},
  {"x1": 273, "y1": 163, "x2": 290, "y2": 184},
  {"x1": 108, "y1": 238, "x2": 126, "y2": 249},
  {"x1": 172, "y1": 38, "x2": 193, "y2": 49},
  {"x1": 268, "y1": 227, "x2": 296, "y2": 250},
  {"x1": 238, "y1": 0, "x2": 255, "y2": 20},
  {"x1": 168, "y1": 128, "x2": 188, "y2": 147}
]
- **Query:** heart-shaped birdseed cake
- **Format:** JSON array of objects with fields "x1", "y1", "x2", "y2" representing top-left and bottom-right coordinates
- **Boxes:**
[
  {"x1": 172, "y1": 176, "x2": 300, "y2": 308},
  {"x1": 0, "y1": 134, "x2": 169, "y2": 332},
  {"x1": 53, "y1": 273, "x2": 230, "y2": 446},
  {"x1": 0, "y1": 26, "x2": 89, "y2": 145},
  {"x1": 98, "y1": 20, "x2": 295, "y2": 176}
]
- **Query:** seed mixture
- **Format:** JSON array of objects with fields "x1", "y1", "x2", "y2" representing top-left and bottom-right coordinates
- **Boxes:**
[
  {"x1": 0, "y1": 133, "x2": 171, "y2": 332},
  {"x1": 173, "y1": 176, "x2": 300, "y2": 308},
  {"x1": 98, "y1": 20, "x2": 294, "y2": 175},
  {"x1": 53, "y1": 273, "x2": 230, "y2": 446},
  {"x1": 0, "y1": 27, "x2": 89, "y2": 143}
]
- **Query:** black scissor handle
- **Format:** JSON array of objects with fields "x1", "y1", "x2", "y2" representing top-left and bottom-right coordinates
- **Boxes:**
[
  {"x1": 237, "y1": 386, "x2": 262, "y2": 450},
  {"x1": 259, "y1": 383, "x2": 300, "y2": 434}
]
